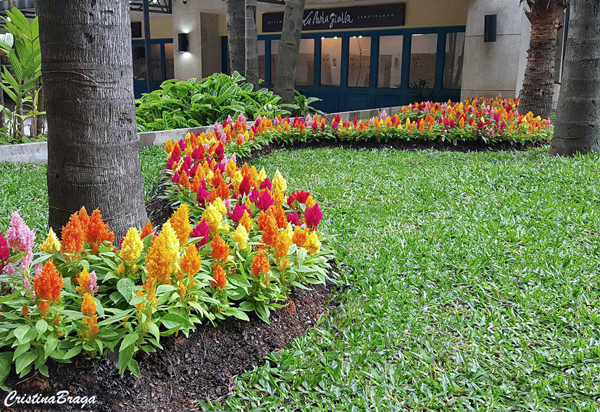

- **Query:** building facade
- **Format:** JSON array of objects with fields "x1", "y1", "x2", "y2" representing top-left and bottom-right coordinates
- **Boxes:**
[{"x1": 130, "y1": 0, "x2": 566, "y2": 112}]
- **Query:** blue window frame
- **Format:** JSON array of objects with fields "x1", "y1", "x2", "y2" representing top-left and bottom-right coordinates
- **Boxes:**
[
  {"x1": 132, "y1": 38, "x2": 174, "y2": 98},
  {"x1": 222, "y1": 26, "x2": 466, "y2": 113}
]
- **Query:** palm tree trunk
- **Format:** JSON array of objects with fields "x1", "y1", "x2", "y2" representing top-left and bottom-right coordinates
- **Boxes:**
[
  {"x1": 550, "y1": 0, "x2": 600, "y2": 155},
  {"x1": 519, "y1": 2, "x2": 565, "y2": 119},
  {"x1": 226, "y1": 0, "x2": 246, "y2": 75},
  {"x1": 245, "y1": 0, "x2": 259, "y2": 89},
  {"x1": 38, "y1": 0, "x2": 148, "y2": 239},
  {"x1": 273, "y1": 0, "x2": 306, "y2": 104}
]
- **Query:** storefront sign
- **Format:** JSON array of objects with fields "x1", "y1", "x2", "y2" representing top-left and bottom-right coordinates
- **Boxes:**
[{"x1": 262, "y1": 3, "x2": 406, "y2": 33}]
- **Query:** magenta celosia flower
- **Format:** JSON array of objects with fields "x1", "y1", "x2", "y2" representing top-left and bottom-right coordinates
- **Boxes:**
[
  {"x1": 260, "y1": 178, "x2": 272, "y2": 191},
  {"x1": 197, "y1": 187, "x2": 210, "y2": 207},
  {"x1": 215, "y1": 142, "x2": 224, "y2": 161},
  {"x1": 6, "y1": 212, "x2": 34, "y2": 253},
  {"x1": 287, "y1": 190, "x2": 311, "y2": 207},
  {"x1": 231, "y1": 203, "x2": 252, "y2": 224},
  {"x1": 305, "y1": 203, "x2": 323, "y2": 230},
  {"x1": 191, "y1": 219, "x2": 210, "y2": 248},
  {"x1": 256, "y1": 190, "x2": 274, "y2": 211},
  {"x1": 0, "y1": 232, "x2": 8, "y2": 273},
  {"x1": 287, "y1": 212, "x2": 301, "y2": 226},
  {"x1": 89, "y1": 270, "x2": 98, "y2": 293},
  {"x1": 166, "y1": 157, "x2": 175, "y2": 170},
  {"x1": 238, "y1": 113, "x2": 247, "y2": 124},
  {"x1": 249, "y1": 188, "x2": 260, "y2": 203},
  {"x1": 239, "y1": 176, "x2": 251, "y2": 196}
]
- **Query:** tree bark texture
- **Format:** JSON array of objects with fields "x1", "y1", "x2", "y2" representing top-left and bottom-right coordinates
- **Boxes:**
[
  {"x1": 245, "y1": 0, "x2": 259, "y2": 89},
  {"x1": 273, "y1": 0, "x2": 306, "y2": 104},
  {"x1": 551, "y1": 0, "x2": 600, "y2": 155},
  {"x1": 519, "y1": 1, "x2": 565, "y2": 119},
  {"x1": 38, "y1": 0, "x2": 148, "y2": 239},
  {"x1": 226, "y1": 0, "x2": 246, "y2": 75}
]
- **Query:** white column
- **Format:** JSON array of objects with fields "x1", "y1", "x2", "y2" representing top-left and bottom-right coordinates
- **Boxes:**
[
  {"x1": 461, "y1": 0, "x2": 530, "y2": 100},
  {"x1": 172, "y1": 1, "x2": 203, "y2": 80}
]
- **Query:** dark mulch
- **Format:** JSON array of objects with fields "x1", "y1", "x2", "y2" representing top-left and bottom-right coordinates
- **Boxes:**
[{"x1": 2, "y1": 277, "x2": 338, "y2": 412}]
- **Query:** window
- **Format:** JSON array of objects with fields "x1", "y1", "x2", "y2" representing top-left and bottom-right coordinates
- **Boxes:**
[
  {"x1": 258, "y1": 40, "x2": 266, "y2": 84},
  {"x1": 271, "y1": 40, "x2": 279, "y2": 85},
  {"x1": 295, "y1": 39, "x2": 315, "y2": 86},
  {"x1": 320, "y1": 37, "x2": 342, "y2": 86},
  {"x1": 348, "y1": 36, "x2": 371, "y2": 87},
  {"x1": 378, "y1": 35, "x2": 403, "y2": 88},
  {"x1": 132, "y1": 44, "x2": 147, "y2": 80},
  {"x1": 410, "y1": 34, "x2": 437, "y2": 88},
  {"x1": 164, "y1": 43, "x2": 175, "y2": 79},
  {"x1": 272, "y1": 39, "x2": 314, "y2": 86},
  {"x1": 443, "y1": 32, "x2": 464, "y2": 89}
]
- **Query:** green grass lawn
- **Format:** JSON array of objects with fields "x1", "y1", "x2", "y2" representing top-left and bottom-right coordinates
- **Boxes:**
[
  {"x1": 2, "y1": 146, "x2": 600, "y2": 411},
  {"x1": 208, "y1": 147, "x2": 600, "y2": 411},
  {"x1": 0, "y1": 146, "x2": 165, "y2": 233}
]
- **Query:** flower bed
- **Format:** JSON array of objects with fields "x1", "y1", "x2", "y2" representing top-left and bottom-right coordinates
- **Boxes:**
[
  {"x1": 213, "y1": 97, "x2": 553, "y2": 160},
  {"x1": 0, "y1": 139, "x2": 332, "y2": 386}
]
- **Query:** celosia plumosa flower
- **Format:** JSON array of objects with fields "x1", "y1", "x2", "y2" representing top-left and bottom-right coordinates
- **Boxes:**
[
  {"x1": 34, "y1": 261, "x2": 64, "y2": 307},
  {"x1": 179, "y1": 245, "x2": 201, "y2": 277},
  {"x1": 141, "y1": 220, "x2": 155, "y2": 238},
  {"x1": 87, "y1": 209, "x2": 115, "y2": 249},
  {"x1": 76, "y1": 267, "x2": 98, "y2": 294},
  {"x1": 191, "y1": 219, "x2": 210, "y2": 247},
  {"x1": 211, "y1": 234, "x2": 230, "y2": 263},
  {"x1": 211, "y1": 264, "x2": 227, "y2": 289},
  {"x1": 62, "y1": 214, "x2": 85, "y2": 254},
  {"x1": 0, "y1": 232, "x2": 9, "y2": 273},
  {"x1": 145, "y1": 222, "x2": 180, "y2": 284},
  {"x1": 231, "y1": 224, "x2": 248, "y2": 250},
  {"x1": 119, "y1": 227, "x2": 143, "y2": 263},
  {"x1": 305, "y1": 203, "x2": 323, "y2": 230},
  {"x1": 39, "y1": 228, "x2": 61, "y2": 254},
  {"x1": 169, "y1": 204, "x2": 192, "y2": 245},
  {"x1": 6, "y1": 211, "x2": 35, "y2": 253},
  {"x1": 252, "y1": 251, "x2": 270, "y2": 277}
]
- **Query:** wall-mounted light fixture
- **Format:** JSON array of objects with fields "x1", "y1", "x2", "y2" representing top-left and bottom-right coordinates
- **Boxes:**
[
  {"x1": 484, "y1": 14, "x2": 497, "y2": 42},
  {"x1": 182, "y1": 0, "x2": 188, "y2": 4},
  {"x1": 178, "y1": 33, "x2": 189, "y2": 52}
]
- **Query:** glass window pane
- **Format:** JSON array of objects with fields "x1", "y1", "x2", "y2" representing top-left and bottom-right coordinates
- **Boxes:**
[
  {"x1": 258, "y1": 40, "x2": 266, "y2": 84},
  {"x1": 378, "y1": 35, "x2": 403, "y2": 88},
  {"x1": 164, "y1": 43, "x2": 175, "y2": 79},
  {"x1": 151, "y1": 43, "x2": 162, "y2": 81},
  {"x1": 348, "y1": 36, "x2": 371, "y2": 88},
  {"x1": 271, "y1": 40, "x2": 279, "y2": 85},
  {"x1": 132, "y1": 44, "x2": 147, "y2": 81},
  {"x1": 410, "y1": 34, "x2": 437, "y2": 88},
  {"x1": 443, "y1": 32, "x2": 464, "y2": 89},
  {"x1": 321, "y1": 37, "x2": 342, "y2": 87},
  {"x1": 295, "y1": 39, "x2": 314, "y2": 86}
]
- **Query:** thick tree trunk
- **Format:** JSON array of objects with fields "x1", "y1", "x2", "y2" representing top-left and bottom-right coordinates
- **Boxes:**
[
  {"x1": 226, "y1": 0, "x2": 246, "y2": 75},
  {"x1": 550, "y1": 0, "x2": 600, "y2": 155},
  {"x1": 38, "y1": 0, "x2": 148, "y2": 239},
  {"x1": 273, "y1": 0, "x2": 306, "y2": 103},
  {"x1": 519, "y1": 2, "x2": 565, "y2": 119},
  {"x1": 245, "y1": 0, "x2": 259, "y2": 89}
]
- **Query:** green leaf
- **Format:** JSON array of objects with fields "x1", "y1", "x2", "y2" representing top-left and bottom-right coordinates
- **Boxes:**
[
  {"x1": 118, "y1": 343, "x2": 135, "y2": 375},
  {"x1": 117, "y1": 278, "x2": 136, "y2": 303},
  {"x1": 120, "y1": 332, "x2": 139, "y2": 350},
  {"x1": 36, "y1": 319, "x2": 48, "y2": 334},
  {"x1": 44, "y1": 333, "x2": 58, "y2": 358},
  {"x1": 63, "y1": 346, "x2": 83, "y2": 360},
  {"x1": 15, "y1": 351, "x2": 36, "y2": 375},
  {"x1": 13, "y1": 324, "x2": 30, "y2": 343}
]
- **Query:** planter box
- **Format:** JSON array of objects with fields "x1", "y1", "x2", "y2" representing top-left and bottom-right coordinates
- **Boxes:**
[
  {"x1": 0, "y1": 141, "x2": 48, "y2": 164},
  {"x1": 0, "y1": 106, "x2": 399, "y2": 164}
]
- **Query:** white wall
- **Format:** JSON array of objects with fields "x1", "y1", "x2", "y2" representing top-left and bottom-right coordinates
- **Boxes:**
[
  {"x1": 172, "y1": 0, "x2": 203, "y2": 80},
  {"x1": 461, "y1": 0, "x2": 531, "y2": 100}
]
